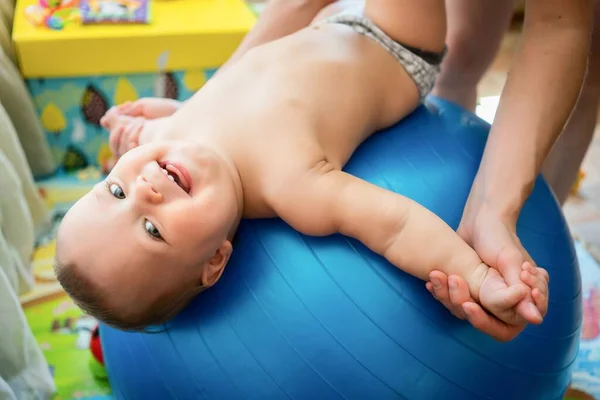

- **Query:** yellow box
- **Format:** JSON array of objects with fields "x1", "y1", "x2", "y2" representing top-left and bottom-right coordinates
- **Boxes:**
[{"x1": 13, "y1": 0, "x2": 256, "y2": 78}]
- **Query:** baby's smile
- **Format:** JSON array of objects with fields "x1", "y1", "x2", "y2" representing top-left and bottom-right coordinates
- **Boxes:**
[{"x1": 157, "y1": 161, "x2": 193, "y2": 195}]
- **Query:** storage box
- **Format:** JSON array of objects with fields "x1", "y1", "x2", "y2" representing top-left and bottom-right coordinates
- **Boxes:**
[{"x1": 12, "y1": 0, "x2": 256, "y2": 172}]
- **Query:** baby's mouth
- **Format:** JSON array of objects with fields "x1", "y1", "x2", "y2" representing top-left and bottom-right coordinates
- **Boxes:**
[{"x1": 158, "y1": 161, "x2": 191, "y2": 194}]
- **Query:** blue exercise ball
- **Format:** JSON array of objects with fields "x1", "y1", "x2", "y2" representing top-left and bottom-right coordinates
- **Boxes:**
[{"x1": 100, "y1": 97, "x2": 581, "y2": 400}]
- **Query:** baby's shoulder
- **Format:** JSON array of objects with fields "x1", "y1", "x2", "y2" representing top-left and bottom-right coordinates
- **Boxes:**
[{"x1": 233, "y1": 144, "x2": 317, "y2": 217}]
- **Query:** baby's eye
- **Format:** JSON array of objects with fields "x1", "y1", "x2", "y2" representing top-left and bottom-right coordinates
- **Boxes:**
[
  {"x1": 144, "y1": 219, "x2": 163, "y2": 240},
  {"x1": 108, "y1": 183, "x2": 125, "y2": 199}
]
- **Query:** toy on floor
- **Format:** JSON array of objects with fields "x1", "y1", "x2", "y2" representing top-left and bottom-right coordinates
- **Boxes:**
[{"x1": 101, "y1": 97, "x2": 580, "y2": 400}]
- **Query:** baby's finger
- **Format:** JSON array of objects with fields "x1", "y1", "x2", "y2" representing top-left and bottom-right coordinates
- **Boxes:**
[
  {"x1": 514, "y1": 299, "x2": 540, "y2": 326},
  {"x1": 117, "y1": 101, "x2": 133, "y2": 113},
  {"x1": 520, "y1": 269, "x2": 542, "y2": 291},
  {"x1": 120, "y1": 101, "x2": 144, "y2": 117},
  {"x1": 117, "y1": 119, "x2": 141, "y2": 154},
  {"x1": 523, "y1": 262, "x2": 549, "y2": 284},
  {"x1": 513, "y1": 292, "x2": 543, "y2": 325},
  {"x1": 520, "y1": 266, "x2": 549, "y2": 303},
  {"x1": 523, "y1": 262, "x2": 537, "y2": 276},
  {"x1": 496, "y1": 284, "x2": 530, "y2": 310},
  {"x1": 101, "y1": 107, "x2": 120, "y2": 129},
  {"x1": 118, "y1": 125, "x2": 136, "y2": 157},
  {"x1": 109, "y1": 125, "x2": 125, "y2": 157},
  {"x1": 129, "y1": 118, "x2": 144, "y2": 145}
]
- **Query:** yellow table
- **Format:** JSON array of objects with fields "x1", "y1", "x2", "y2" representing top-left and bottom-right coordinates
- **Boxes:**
[{"x1": 13, "y1": 0, "x2": 256, "y2": 77}]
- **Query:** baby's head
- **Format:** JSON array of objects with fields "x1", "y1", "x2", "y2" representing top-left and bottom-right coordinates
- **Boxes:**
[{"x1": 54, "y1": 141, "x2": 242, "y2": 330}]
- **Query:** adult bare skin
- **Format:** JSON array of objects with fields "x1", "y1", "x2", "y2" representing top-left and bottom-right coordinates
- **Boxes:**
[{"x1": 429, "y1": 0, "x2": 597, "y2": 341}]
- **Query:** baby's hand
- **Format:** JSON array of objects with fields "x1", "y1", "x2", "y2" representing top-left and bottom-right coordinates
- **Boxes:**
[
  {"x1": 477, "y1": 261, "x2": 548, "y2": 326},
  {"x1": 518, "y1": 261, "x2": 550, "y2": 321},
  {"x1": 477, "y1": 264, "x2": 531, "y2": 326},
  {"x1": 101, "y1": 108, "x2": 144, "y2": 159}
]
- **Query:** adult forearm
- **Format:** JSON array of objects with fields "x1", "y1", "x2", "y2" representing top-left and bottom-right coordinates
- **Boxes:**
[{"x1": 471, "y1": 14, "x2": 592, "y2": 220}]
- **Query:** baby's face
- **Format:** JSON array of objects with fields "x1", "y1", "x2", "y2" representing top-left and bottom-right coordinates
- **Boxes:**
[{"x1": 57, "y1": 141, "x2": 239, "y2": 311}]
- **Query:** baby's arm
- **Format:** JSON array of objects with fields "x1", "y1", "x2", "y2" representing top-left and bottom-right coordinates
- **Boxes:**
[
  {"x1": 269, "y1": 167, "x2": 548, "y2": 328},
  {"x1": 271, "y1": 168, "x2": 487, "y2": 295}
]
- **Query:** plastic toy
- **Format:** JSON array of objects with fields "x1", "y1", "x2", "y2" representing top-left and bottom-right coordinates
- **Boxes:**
[
  {"x1": 24, "y1": 0, "x2": 80, "y2": 30},
  {"x1": 89, "y1": 325, "x2": 107, "y2": 380}
]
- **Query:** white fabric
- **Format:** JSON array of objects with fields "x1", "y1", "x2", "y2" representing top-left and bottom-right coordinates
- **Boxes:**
[
  {"x1": 0, "y1": 267, "x2": 56, "y2": 400},
  {"x1": 0, "y1": 106, "x2": 55, "y2": 398}
]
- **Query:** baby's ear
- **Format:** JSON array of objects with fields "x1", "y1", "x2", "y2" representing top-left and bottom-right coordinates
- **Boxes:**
[{"x1": 201, "y1": 240, "x2": 233, "y2": 288}]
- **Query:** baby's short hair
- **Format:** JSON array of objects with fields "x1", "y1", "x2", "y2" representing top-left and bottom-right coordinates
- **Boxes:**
[{"x1": 53, "y1": 258, "x2": 196, "y2": 331}]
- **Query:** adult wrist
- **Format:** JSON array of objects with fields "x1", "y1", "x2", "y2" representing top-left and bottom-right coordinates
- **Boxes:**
[{"x1": 464, "y1": 173, "x2": 531, "y2": 226}]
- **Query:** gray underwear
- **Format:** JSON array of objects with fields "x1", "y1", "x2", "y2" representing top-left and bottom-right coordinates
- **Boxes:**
[{"x1": 325, "y1": 12, "x2": 446, "y2": 100}]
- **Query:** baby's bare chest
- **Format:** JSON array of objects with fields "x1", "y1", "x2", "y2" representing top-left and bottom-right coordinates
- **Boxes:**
[{"x1": 215, "y1": 30, "x2": 399, "y2": 165}]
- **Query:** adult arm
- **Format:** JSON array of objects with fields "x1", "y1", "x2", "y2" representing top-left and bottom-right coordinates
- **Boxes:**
[
  {"x1": 434, "y1": 0, "x2": 595, "y2": 340},
  {"x1": 465, "y1": 0, "x2": 594, "y2": 222}
]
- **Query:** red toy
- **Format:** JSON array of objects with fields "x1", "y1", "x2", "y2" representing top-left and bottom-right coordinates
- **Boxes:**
[{"x1": 90, "y1": 325, "x2": 104, "y2": 365}]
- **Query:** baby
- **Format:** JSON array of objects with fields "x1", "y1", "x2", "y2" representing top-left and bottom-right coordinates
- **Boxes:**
[{"x1": 54, "y1": 0, "x2": 548, "y2": 333}]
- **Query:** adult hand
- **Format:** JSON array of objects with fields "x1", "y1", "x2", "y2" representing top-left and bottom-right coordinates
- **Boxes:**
[
  {"x1": 426, "y1": 265, "x2": 548, "y2": 342},
  {"x1": 426, "y1": 204, "x2": 549, "y2": 342},
  {"x1": 458, "y1": 204, "x2": 548, "y2": 323},
  {"x1": 426, "y1": 271, "x2": 528, "y2": 342}
]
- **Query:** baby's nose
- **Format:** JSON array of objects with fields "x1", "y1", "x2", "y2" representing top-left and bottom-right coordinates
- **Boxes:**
[{"x1": 136, "y1": 175, "x2": 163, "y2": 204}]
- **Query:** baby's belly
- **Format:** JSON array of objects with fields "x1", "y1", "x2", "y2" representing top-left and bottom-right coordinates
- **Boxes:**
[
  {"x1": 231, "y1": 26, "x2": 401, "y2": 163},
  {"x1": 189, "y1": 24, "x2": 417, "y2": 167}
]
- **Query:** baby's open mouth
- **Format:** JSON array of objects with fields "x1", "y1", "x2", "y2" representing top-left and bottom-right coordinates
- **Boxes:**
[{"x1": 158, "y1": 161, "x2": 191, "y2": 194}]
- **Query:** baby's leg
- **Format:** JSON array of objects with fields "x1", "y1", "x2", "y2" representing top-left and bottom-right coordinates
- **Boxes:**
[{"x1": 363, "y1": 0, "x2": 446, "y2": 54}]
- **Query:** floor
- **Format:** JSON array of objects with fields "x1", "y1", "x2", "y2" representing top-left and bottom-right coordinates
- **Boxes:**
[{"x1": 478, "y1": 26, "x2": 600, "y2": 260}]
